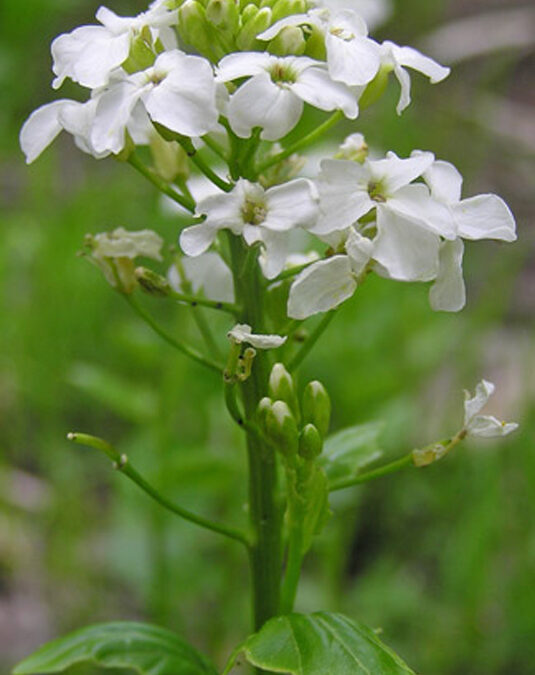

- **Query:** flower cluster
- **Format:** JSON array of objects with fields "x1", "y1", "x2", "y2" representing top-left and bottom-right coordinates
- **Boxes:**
[{"x1": 20, "y1": 0, "x2": 516, "y2": 319}]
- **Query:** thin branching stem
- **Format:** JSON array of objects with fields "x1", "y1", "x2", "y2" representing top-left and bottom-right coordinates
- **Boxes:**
[
  {"x1": 288, "y1": 311, "x2": 336, "y2": 372},
  {"x1": 128, "y1": 154, "x2": 196, "y2": 212}
]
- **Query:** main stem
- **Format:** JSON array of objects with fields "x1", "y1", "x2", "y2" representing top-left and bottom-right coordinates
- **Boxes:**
[{"x1": 228, "y1": 236, "x2": 283, "y2": 634}]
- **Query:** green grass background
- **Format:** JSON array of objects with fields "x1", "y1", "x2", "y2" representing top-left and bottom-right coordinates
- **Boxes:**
[{"x1": 1, "y1": 0, "x2": 534, "y2": 673}]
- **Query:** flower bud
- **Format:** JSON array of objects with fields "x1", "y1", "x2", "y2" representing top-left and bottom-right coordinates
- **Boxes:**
[
  {"x1": 265, "y1": 400, "x2": 299, "y2": 458},
  {"x1": 122, "y1": 26, "x2": 156, "y2": 74},
  {"x1": 268, "y1": 363, "x2": 300, "y2": 422},
  {"x1": 240, "y1": 3, "x2": 259, "y2": 23},
  {"x1": 303, "y1": 24, "x2": 326, "y2": 60},
  {"x1": 206, "y1": 0, "x2": 240, "y2": 38},
  {"x1": 257, "y1": 396, "x2": 273, "y2": 430},
  {"x1": 335, "y1": 133, "x2": 368, "y2": 164},
  {"x1": 302, "y1": 380, "x2": 331, "y2": 438},
  {"x1": 271, "y1": 0, "x2": 306, "y2": 22},
  {"x1": 267, "y1": 26, "x2": 306, "y2": 56},
  {"x1": 150, "y1": 134, "x2": 189, "y2": 182},
  {"x1": 178, "y1": 1, "x2": 222, "y2": 60},
  {"x1": 135, "y1": 267, "x2": 171, "y2": 297},
  {"x1": 236, "y1": 7, "x2": 272, "y2": 50},
  {"x1": 358, "y1": 64, "x2": 392, "y2": 111},
  {"x1": 299, "y1": 423, "x2": 323, "y2": 461}
]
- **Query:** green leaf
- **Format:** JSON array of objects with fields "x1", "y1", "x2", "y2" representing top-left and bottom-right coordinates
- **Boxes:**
[
  {"x1": 226, "y1": 612, "x2": 415, "y2": 675},
  {"x1": 319, "y1": 422, "x2": 383, "y2": 485},
  {"x1": 12, "y1": 622, "x2": 218, "y2": 675}
]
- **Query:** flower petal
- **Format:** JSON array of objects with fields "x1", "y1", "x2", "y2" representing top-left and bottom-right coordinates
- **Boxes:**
[
  {"x1": 386, "y1": 42, "x2": 450, "y2": 83},
  {"x1": 464, "y1": 379, "x2": 495, "y2": 425},
  {"x1": 325, "y1": 19, "x2": 380, "y2": 87},
  {"x1": 423, "y1": 159, "x2": 463, "y2": 204},
  {"x1": 288, "y1": 255, "x2": 356, "y2": 319},
  {"x1": 92, "y1": 78, "x2": 146, "y2": 154},
  {"x1": 345, "y1": 228, "x2": 373, "y2": 275},
  {"x1": 20, "y1": 100, "x2": 71, "y2": 163},
  {"x1": 291, "y1": 67, "x2": 358, "y2": 118},
  {"x1": 264, "y1": 178, "x2": 319, "y2": 231},
  {"x1": 169, "y1": 252, "x2": 235, "y2": 303},
  {"x1": 386, "y1": 183, "x2": 456, "y2": 238},
  {"x1": 179, "y1": 221, "x2": 220, "y2": 256},
  {"x1": 370, "y1": 151, "x2": 434, "y2": 194},
  {"x1": 467, "y1": 416, "x2": 518, "y2": 438},
  {"x1": 453, "y1": 194, "x2": 517, "y2": 242},
  {"x1": 228, "y1": 323, "x2": 286, "y2": 349},
  {"x1": 429, "y1": 238, "x2": 465, "y2": 312},
  {"x1": 216, "y1": 52, "x2": 273, "y2": 81}
]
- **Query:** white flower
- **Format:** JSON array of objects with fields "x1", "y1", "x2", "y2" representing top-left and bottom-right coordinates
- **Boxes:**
[
  {"x1": 287, "y1": 229, "x2": 373, "y2": 318},
  {"x1": 51, "y1": 4, "x2": 178, "y2": 90},
  {"x1": 227, "y1": 324, "x2": 286, "y2": 349},
  {"x1": 216, "y1": 52, "x2": 358, "y2": 141},
  {"x1": 180, "y1": 178, "x2": 319, "y2": 279},
  {"x1": 379, "y1": 41, "x2": 450, "y2": 114},
  {"x1": 168, "y1": 252, "x2": 235, "y2": 303},
  {"x1": 315, "y1": 151, "x2": 455, "y2": 281},
  {"x1": 423, "y1": 158, "x2": 517, "y2": 311},
  {"x1": 463, "y1": 380, "x2": 518, "y2": 438},
  {"x1": 91, "y1": 227, "x2": 163, "y2": 260},
  {"x1": 90, "y1": 50, "x2": 219, "y2": 155},
  {"x1": 259, "y1": 10, "x2": 381, "y2": 88},
  {"x1": 20, "y1": 96, "x2": 151, "y2": 164}
]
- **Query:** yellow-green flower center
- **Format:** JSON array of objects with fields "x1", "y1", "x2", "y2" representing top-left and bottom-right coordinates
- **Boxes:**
[{"x1": 241, "y1": 199, "x2": 267, "y2": 225}]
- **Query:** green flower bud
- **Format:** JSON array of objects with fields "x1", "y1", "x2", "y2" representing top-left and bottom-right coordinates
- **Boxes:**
[
  {"x1": 122, "y1": 26, "x2": 156, "y2": 73},
  {"x1": 134, "y1": 266, "x2": 171, "y2": 297},
  {"x1": 299, "y1": 423, "x2": 323, "y2": 461},
  {"x1": 150, "y1": 134, "x2": 190, "y2": 182},
  {"x1": 265, "y1": 400, "x2": 299, "y2": 458},
  {"x1": 206, "y1": 0, "x2": 240, "y2": 38},
  {"x1": 269, "y1": 363, "x2": 300, "y2": 422},
  {"x1": 236, "y1": 6, "x2": 272, "y2": 50},
  {"x1": 178, "y1": 1, "x2": 222, "y2": 60},
  {"x1": 267, "y1": 25, "x2": 306, "y2": 56},
  {"x1": 271, "y1": 0, "x2": 306, "y2": 22},
  {"x1": 257, "y1": 396, "x2": 273, "y2": 430},
  {"x1": 303, "y1": 24, "x2": 326, "y2": 60},
  {"x1": 240, "y1": 2, "x2": 258, "y2": 20},
  {"x1": 358, "y1": 64, "x2": 392, "y2": 111},
  {"x1": 302, "y1": 380, "x2": 331, "y2": 438}
]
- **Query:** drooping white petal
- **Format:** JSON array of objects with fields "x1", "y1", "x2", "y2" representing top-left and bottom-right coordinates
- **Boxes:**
[
  {"x1": 314, "y1": 159, "x2": 373, "y2": 234},
  {"x1": 392, "y1": 63, "x2": 411, "y2": 115},
  {"x1": 291, "y1": 66, "x2": 358, "y2": 118},
  {"x1": 20, "y1": 100, "x2": 71, "y2": 163},
  {"x1": 429, "y1": 238, "x2": 465, "y2": 312},
  {"x1": 466, "y1": 416, "x2": 518, "y2": 438},
  {"x1": 386, "y1": 183, "x2": 456, "y2": 239},
  {"x1": 387, "y1": 42, "x2": 451, "y2": 84},
  {"x1": 288, "y1": 255, "x2": 356, "y2": 319},
  {"x1": 464, "y1": 380, "x2": 495, "y2": 423},
  {"x1": 51, "y1": 27, "x2": 131, "y2": 90},
  {"x1": 228, "y1": 323, "x2": 286, "y2": 349},
  {"x1": 179, "y1": 221, "x2": 221, "y2": 257},
  {"x1": 264, "y1": 179, "x2": 319, "y2": 231},
  {"x1": 227, "y1": 73, "x2": 303, "y2": 140},
  {"x1": 453, "y1": 194, "x2": 517, "y2": 242},
  {"x1": 168, "y1": 252, "x2": 234, "y2": 303},
  {"x1": 370, "y1": 151, "x2": 434, "y2": 194},
  {"x1": 374, "y1": 208, "x2": 440, "y2": 281},
  {"x1": 257, "y1": 229, "x2": 291, "y2": 279},
  {"x1": 92, "y1": 77, "x2": 147, "y2": 154},
  {"x1": 325, "y1": 12, "x2": 380, "y2": 86},
  {"x1": 144, "y1": 52, "x2": 218, "y2": 137},
  {"x1": 423, "y1": 159, "x2": 463, "y2": 204}
]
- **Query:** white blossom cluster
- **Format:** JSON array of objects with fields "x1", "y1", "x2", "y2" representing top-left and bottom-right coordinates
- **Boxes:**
[{"x1": 21, "y1": 0, "x2": 516, "y2": 318}]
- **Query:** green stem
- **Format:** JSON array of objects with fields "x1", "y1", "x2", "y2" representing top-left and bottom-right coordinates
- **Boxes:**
[
  {"x1": 202, "y1": 134, "x2": 229, "y2": 163},
  {"x1": 256, "y1": 111, "x2": 343, "y2": 174},
  {"x1": 288, "y1": 312, "x2": 336, "y2": 372},
  {"x1": 329, "y1": 454, "x2": 414, "y2": 492},
  {"x1": 167, "y1": 287, "x2": 240, "y2": 315},
  {"x1": 128, "y1": 154, "x2": 196, "y2": 213},
  {"x1": 228, "y1": 234, "x2": 283, "y2": 632},
  {"x1": 67, "y1": 432, "x2": 250, "y2": 546},
  {"x1": 190, "y1": 151, "x2": 234, "y2": 192},
  {"x1": 280, "y1": 525, "x2": 304, "y2": 614},
  {"x1": 124, "y1": 294, "x2": 223, "y2": 374}
]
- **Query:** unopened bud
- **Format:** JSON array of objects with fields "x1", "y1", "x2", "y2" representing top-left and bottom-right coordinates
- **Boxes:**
[
  {"x1": 257, "y1": 396, "x2": 273, "y2": 430},
  {"x1": 178, "y1": 1, "x2": 222, "y2": 60},
  {"x1": 206, "y1": 0, "x2": 239, "y2": 37},
  {"x1": 122, "y1": 27, "x2": 156, "y2": 73},
  {"x1": 299, "y1": 423, "x2": 323, "y2": 461},
  {"x1": 271, "y1": 0, "x2": 306, "y2": 22},
  {"x1": 358, "y1": 64, "x2": 392, "y2": 111},
  {"x1": 335, "y1": 133, "x2": 368, "y2": 163},
  {"x1": 267, "y1": 25, "x2": 306, "y2": 56},
  {"x1": 302, "y1": 380, "x2": 331, "y2": 438},
  {"x1": 236, "y1": 7, "x2": 272, "y2": 50},
  {"x1": 269, "y1": 363, "x2": 300, "y2": 422},
  {"x1": 265, "y1": 400, "x2": 299, "y2": 458},
  {"x1": 150, "y1": 134, "x2": 189, "y2": 182},
  {"x1": 303, "y1": 24, "x2": 326, "y2": 60},
  {"x1": 135, "y1": 267, "x2": 171, "y2": 297}
]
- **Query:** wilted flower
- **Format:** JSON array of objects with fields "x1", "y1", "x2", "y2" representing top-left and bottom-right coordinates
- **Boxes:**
[
  {"x1": 463, "y1": 380, "x2": 518, "y2": 438},
  {"x1": 227, "y1": 324, "x2": 287, "y2": 349}
]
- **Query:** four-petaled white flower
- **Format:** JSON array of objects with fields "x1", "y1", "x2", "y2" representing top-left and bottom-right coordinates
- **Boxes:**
[
  {"x1": 315, "y1": 151, "x2": 455, "y2": 281},
  {"x1": 227, "y1": 324, "x2": 287, "y2": 349},
  {"x1": 216, "y1": 52, "x2": 358, "y2": 141},
  {"x1": 259, "y1": 10, "x2": 381, "y2": 88},
  {"x1": 51, "y1": 3, "x2": 178, "y2": 90},
  {"x1": 423, "y1": 158, "x2": 517, "y2": 311},
  {"x1": 90, "y1": 50, "x2": 219, "y2": 155},
  {"x1": 463, "y1": 380, "x2": 518, "y2": 438},
  {"x1": 180, "y1": 178, "x2": 319, "y2": 279},
  {"x1": 379, "y1": 41, "x2": 450, "y2": 115}
]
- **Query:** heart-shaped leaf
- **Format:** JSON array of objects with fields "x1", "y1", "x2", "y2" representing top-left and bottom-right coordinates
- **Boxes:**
[
  {"x1": 12, "y1": 622, "x2": 218, "y2": 675},
  {"x1": 225, "y1": 611, "x2": 414, "y2": 674},
  {"x1": 319, "y1": 422, "x2": 383, "y2": 485}
]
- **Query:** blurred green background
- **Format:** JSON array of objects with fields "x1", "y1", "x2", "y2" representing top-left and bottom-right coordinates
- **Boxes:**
[{"x1": 1, "y1": 0, "x2": 534, "y2": 673}]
